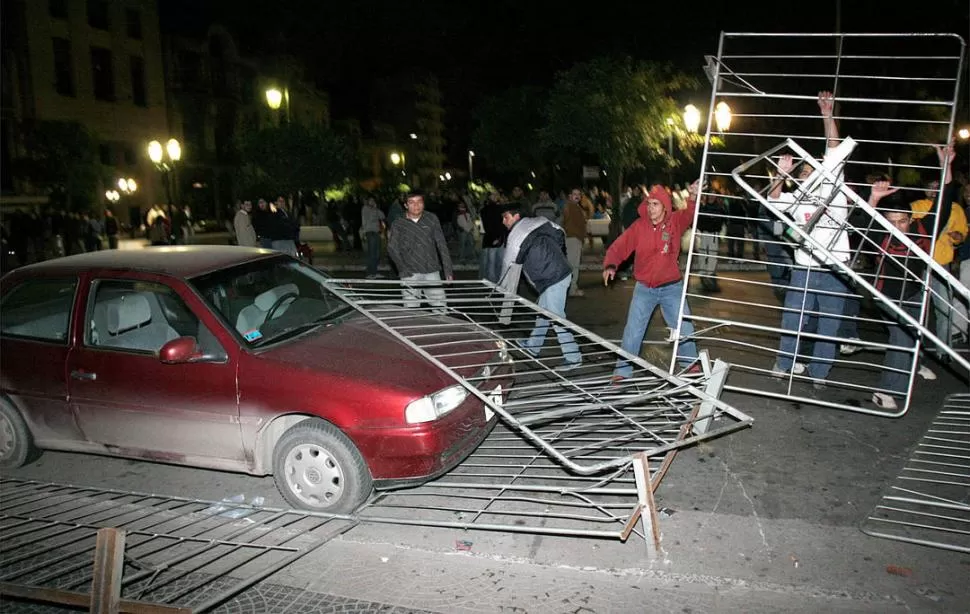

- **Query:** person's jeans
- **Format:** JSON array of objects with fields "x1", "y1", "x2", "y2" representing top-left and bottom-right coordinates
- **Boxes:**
[
  {"x1": 955, "y1": 260, "x2": 970, "y2": 339},
  {"x1": 458, "y1": 231, "x2": 477, "y2": 262},
  {"x1": 695, "y1": 233, "x2": 719, "y2": 288},
  {"x1": 776, "y1": 268, "x2": 848, "y2": 379},
  {"x1": 880, "y1": 299, "x2": 920, "y2": 395},
  {"x1": 480, "y1": 247, "x2": 505, "y2": 284},
  {"x1": 614, "y1": 281, "x2": 698, "y2": 377},
  {"x1": 401, "y1": 272, "x2": 446, "y2": 309},
  {"x1": 271, "y1": 239, "x2": 298, "y2": 257},
  {"x1": 839, "y1": 294, "x2": 861, "y2": 339},
  {"x1": 930, "y1": 271, "x2": 954, "y2": 350},
  {"x1": 365, "y1": 231, "x2": 380, "y2": 276},
  {"x1": 565, "y1": 237, "x2": 582, "y2": 293},
  {"x1": 518, "y1": 275, "x2": 582, "y2": 364}
]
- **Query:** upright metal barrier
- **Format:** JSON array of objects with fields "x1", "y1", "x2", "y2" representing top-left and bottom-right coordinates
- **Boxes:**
[{"x1": 676, "y1": 32, "x2": 968, "y2": 416}]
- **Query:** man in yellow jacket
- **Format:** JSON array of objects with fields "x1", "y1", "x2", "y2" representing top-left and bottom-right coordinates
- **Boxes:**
[{"x1": 911, "y1": 142, "x2": 966, "y2": 363}]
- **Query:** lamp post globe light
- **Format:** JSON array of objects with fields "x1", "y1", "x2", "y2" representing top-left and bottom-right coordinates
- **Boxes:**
[
  {"x1": 265, "y1": 87, "x2": 283, "y2": 110},
  {"x1": 468, "y1": 150, "x2": 475, "y2": 183},
  {"x1": 147, "y1": 138, "x2": 181, "y2": 206},
  {"x1": 684, "y1": 104, "x2": 702, "y2": 134},
  {"x1": 714, "y1": 102, "x2": 733, "y2": 133}
]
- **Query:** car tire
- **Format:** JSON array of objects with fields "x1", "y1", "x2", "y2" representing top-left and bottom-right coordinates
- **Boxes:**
[
  {"x1": 0, "y1": 399, "x2": 34, "y2": 469},
  {"x1": 272, "y1": 419, "x2": 372, "y2": 514}
]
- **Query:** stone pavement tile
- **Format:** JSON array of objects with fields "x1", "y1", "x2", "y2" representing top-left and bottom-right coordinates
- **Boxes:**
[{"x1": 263, "y1": 537, "x2": 928, "y2": 614}]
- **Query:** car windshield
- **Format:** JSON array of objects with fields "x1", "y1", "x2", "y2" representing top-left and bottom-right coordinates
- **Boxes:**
[{"x1": 189, "y1": 257, "x2": 354, "y2": 347}]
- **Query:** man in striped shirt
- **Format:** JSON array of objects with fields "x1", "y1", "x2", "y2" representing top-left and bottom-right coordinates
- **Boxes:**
[{"x1": 387, "y1": 190, "x2": 454, "y2": 309}]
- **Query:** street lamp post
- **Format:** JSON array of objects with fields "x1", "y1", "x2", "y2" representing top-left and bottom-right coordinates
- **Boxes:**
[
  {"x1": 714, "y1": 102, "x2": 733, "y2": 133},
  {"x1": 148, "y1": 138, "x2": 181, "y2": 207},
  {"x1": 468, "y1": 150, "x2": 475, "y2": 184},
  {"x1": 265, "y1": 87, "x2": 290, "y2": 124}
]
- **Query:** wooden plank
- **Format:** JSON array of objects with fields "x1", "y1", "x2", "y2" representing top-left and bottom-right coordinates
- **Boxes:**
[
  {"x1": 90, "y1": 527, "x2": 126, "y2": 614},
  {"x1": 0, "y1": 582, "x2": 192, "y2": 613}
]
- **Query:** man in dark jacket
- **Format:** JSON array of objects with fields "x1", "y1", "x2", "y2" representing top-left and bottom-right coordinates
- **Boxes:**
[{"x1": 500, "y1": 203, "x2": 582, "y2": 371}]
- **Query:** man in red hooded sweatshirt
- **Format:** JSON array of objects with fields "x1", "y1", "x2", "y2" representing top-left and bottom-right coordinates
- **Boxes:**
[{"x1": 603, "y1": 180, "x2": 700, "y2": 378}]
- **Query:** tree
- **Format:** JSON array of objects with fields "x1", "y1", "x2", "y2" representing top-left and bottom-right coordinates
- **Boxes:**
[
  {"x1": 541, "y1": 56, "x2": 698, "y2": 203},
  {"x1": 11, "y1": 120, "x2": 104, "y2": 211},
  {"x1": 239, "y1": 123, "x2": 354, "y2": 197},
  {"x1": 471, "y1": 86, "x2": 547, "y2": 181}
]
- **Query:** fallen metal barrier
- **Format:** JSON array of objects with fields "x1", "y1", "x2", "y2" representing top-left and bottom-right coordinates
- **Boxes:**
[{"x1": 862, "y1": 393, "x2": 970, "y2": 553}]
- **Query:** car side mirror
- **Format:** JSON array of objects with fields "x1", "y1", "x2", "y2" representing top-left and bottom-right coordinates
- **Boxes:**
[{"x1": 159, "y1": 336, "x2": 204, "y2": 364}]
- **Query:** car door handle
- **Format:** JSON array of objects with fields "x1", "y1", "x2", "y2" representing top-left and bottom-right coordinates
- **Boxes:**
[{"x1": 70, "y1": 370, "x2": 97, "y2": 381}]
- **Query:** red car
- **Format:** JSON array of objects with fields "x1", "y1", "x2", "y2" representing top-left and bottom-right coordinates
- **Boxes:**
[{"x1": 0, "y1": 246, "x2": 512, "y2": 514}]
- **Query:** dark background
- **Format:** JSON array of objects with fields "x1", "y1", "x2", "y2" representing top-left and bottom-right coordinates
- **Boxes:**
[{"x1": 160, "y1": 0, "x2": 970, "y2": 161}]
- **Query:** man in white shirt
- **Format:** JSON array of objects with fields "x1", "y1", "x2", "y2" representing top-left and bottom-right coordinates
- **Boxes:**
[
  {"x1": 768, "y1": 91, "x2": 854, "y2": 388},
  {"x1": 233, "y1": 201, "x2": 258, "y2": 247}
]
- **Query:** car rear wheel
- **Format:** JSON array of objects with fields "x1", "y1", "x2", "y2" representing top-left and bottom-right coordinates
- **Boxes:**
[
  {"x1": 272, "y1": 419, "x2": 372, "y2": 514},
  {"x1": 0, "y1": 400, "x2": 34, "y2": 469}
]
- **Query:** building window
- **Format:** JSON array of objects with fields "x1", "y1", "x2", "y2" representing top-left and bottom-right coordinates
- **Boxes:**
[
  {"x1": 99, "y1": 143, "x2": 112, "y2": 165},
  {"x1": 130, "y1": 56, "x2": 146, "y2": 107},
  {"x1": 87, "y1": 0, "x2": 110, "y2": 30},
  {"x1": 49, "y1": 0, "x2": 68, "y2": 19},
  {"x1": 126, "y1": 8, "x2": 142, "y2": 40},
  {"x1": 52, "y1": 37, "x2": 75, "y2": 97},
  {"x1": 90, "y1": 47, "x2": 114, "y2": 101}
]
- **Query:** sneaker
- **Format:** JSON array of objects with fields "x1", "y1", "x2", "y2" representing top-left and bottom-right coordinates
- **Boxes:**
[
  {"x1": 918, "y1": 365, "x2": 937, "y2": 381},
  {"x1": 771, "y1": 362, "x2": 806, "y2": 377},
  {"x1": 872, "y1": 392, "x2": 898, "y2": 410},
  {"x1": 569, "y1": 289, "x2": 586, "y2": 297},
  {"x1": 839, "y1": 338, "x2": 862, "y2": 356},
  {"x1": 555, "y1": 361, "x2": 582, "y2": 373},
  {"x1": 513, "y1": 339, "x2": 539, "y2": 357}
]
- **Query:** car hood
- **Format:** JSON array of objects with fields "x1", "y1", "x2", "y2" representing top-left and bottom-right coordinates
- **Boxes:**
[{"x1": 259, "y1": 311, "x2": 496, "y2": 393}]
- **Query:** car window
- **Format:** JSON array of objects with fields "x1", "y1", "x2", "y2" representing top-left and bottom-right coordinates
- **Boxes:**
[
  {"x1": 0, "y1": 278, "x2": 78, "y2": 343},
  {"x1": 190, "y1": 257, "x2": 347, "y2": 346},
  {"x1": 85, "y1": 279, "x2": 226, "y2": 359}
]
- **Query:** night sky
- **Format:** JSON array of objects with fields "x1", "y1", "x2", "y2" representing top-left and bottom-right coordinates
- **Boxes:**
[{"x1": 161, "y1": 0, "x2": 969, "y2": 157}]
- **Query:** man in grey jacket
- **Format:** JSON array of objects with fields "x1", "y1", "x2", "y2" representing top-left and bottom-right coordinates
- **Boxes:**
[
  {"x1": 501, "y1": 203, "x2": 582, "y2": 371},
  {"x1": 387, "y1": 190, "x2": 453, "y2": 309},
  {"x1": 233, "y1": 201, "x2": 258, "y2": 247}
]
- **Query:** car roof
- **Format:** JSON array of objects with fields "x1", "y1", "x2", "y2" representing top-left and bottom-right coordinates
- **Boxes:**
[{"x1": 5, "y1": 246, "x2": 283, "y2": 280}]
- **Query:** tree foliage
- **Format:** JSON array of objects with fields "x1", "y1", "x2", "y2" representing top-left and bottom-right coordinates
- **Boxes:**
[
  {"x1": 239, "y1": 123, "x2": 354, "y2": 196},
  {"x1": 471, "y1": 86, "x2": 547, "y2": 175},
  {"x1": 540, "y1": 56, "x2": 698, "y2": 176},
  {"x1": 11, "y1": 120, "x2": 104, "y2": 210}
]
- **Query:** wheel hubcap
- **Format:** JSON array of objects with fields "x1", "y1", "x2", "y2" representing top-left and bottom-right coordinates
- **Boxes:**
[
  {"x1": 0, "y1": 414, "x2": 15, "y2": 460},
  {"x1": 283, "y1": 443, "x2": 344, "y2": 509}
]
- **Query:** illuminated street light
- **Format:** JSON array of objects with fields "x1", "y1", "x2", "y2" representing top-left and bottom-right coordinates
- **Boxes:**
[
  {"x1": 684, "y1": 104, "x2": 701, "y2": 134},
  {"x1": 105, "y1": 190, "x2": 120, "y2": 202},
  {"x1": 126, "y1": 178, "x2": 137, "y2": 192},
  {"x1": 147, "y1": 140, "x2": 163, "y2": 164},
  {"x1": 959, "y1": 128, "x2": 970, "y2": 140},
  {"x1": 265, "y1": 88, "x2": 283, "y2": 110},
  {"x1": 468, "y1": 150, "x2": 475, "y2": 183},
  {"x1": 410, "y1": 133, "x2": 418, "y2": 140},
  {"x1": 148, "y1": 138, "x2": 182, "y2": 206},
  {"x1": 390, "y1": 152, "x2": 402, "y2": 166},
  {"x1": 445, "y1": 172, "x2": 452, "y2": 180},
  {"x1": 166, "y1": 139, "x2": 181, "y2": 162},
  {"x1": 714, "y1": 102, "x2": 733, "y2": 132}
]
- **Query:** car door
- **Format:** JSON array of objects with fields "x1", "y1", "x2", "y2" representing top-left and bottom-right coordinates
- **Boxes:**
[
  {"x1": 0, "y1": 275, "x2": 84, "y2": 443},
  {"x1": 66, "y1": 274, "x2": 245, "y2": 464}
]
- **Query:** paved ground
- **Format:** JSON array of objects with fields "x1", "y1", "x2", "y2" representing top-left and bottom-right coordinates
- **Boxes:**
[{"x1": 3, "y1": 236, "x2": 969, "y2": 613}]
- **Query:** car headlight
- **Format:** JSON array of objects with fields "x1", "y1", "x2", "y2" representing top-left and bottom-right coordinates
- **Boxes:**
[{"x1": 405, "y1": 384, "x2": 470, "y2": 424}]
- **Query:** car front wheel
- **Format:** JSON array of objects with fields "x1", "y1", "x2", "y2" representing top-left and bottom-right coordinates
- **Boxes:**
[
  {"x1": 272, "y1": 419, "x2": 372, "y2": 514},
  {"x1": 0, "y1": 400, "x2": 34, "y2": 469}
]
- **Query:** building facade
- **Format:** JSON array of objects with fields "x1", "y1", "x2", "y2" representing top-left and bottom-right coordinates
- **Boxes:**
[{"x1": 2, "y1": 0, "x2": 169, "y2": 228}]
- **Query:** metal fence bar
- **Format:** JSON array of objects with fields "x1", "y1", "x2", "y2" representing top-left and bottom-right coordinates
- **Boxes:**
[{"x1": 674, "y1": 32, "x2": 968, "y2": 416}]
